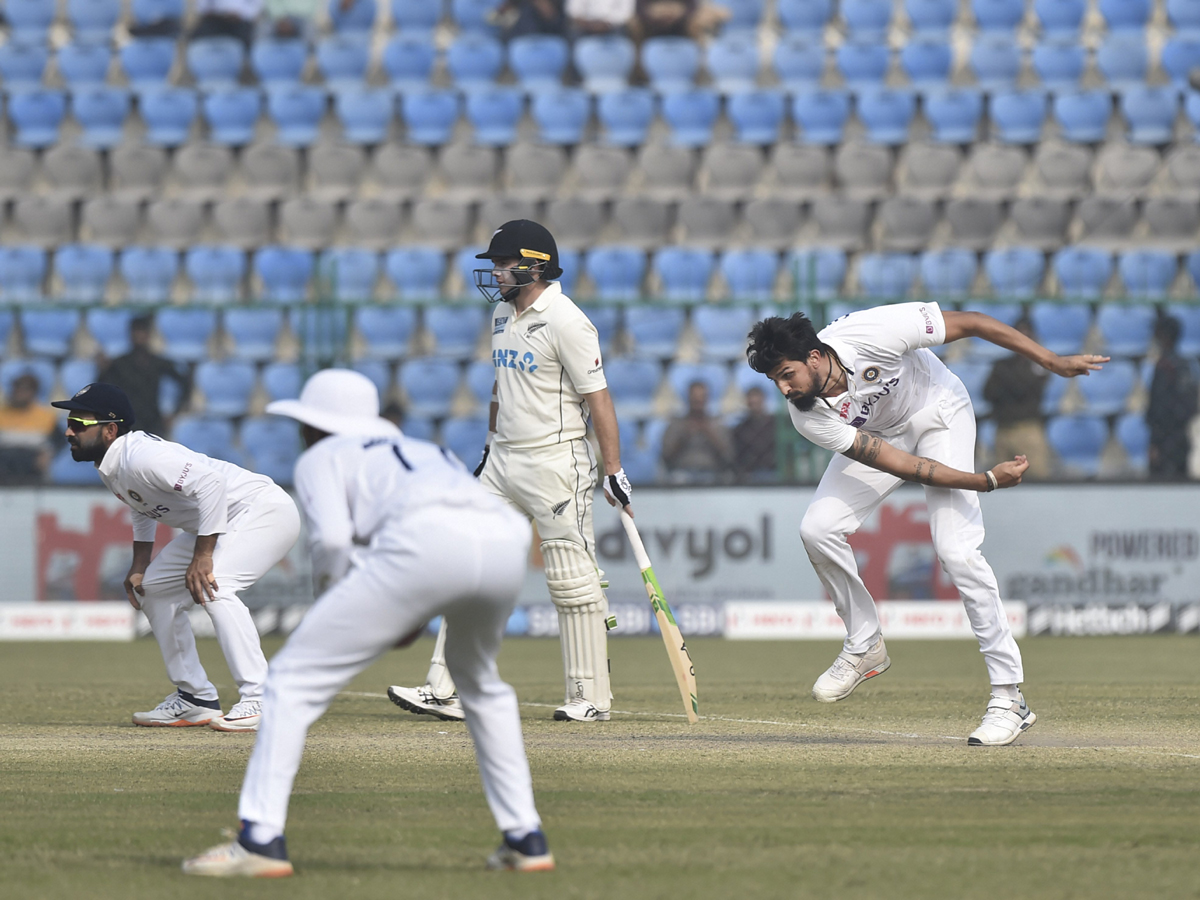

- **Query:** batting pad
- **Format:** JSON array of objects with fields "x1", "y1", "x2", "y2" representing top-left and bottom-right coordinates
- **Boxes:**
[{"x1": 542, "y1": 540, "x2": 610, "y2": 712}]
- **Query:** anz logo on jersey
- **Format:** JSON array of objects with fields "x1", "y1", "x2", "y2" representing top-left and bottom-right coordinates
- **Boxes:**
[{"x1": 493, "y1": 348, "x2": 538, "y2": 373}]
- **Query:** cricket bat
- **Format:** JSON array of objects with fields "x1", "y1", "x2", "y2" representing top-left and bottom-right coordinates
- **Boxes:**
[{"x1": 620, "y1": 509, "x2": 699, "y2": 723}]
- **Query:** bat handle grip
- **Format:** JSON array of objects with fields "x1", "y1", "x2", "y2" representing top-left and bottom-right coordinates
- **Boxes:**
[{"x1": 620, "y1": 509, "x2": 653, "y2": 572}]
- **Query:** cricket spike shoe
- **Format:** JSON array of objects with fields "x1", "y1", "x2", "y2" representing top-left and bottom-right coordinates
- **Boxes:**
[
  {"x1": 486, "y1": 829, "x2": 555, "y2": 872},
  {"x1": 811, "y1": 636, "x2": 891, "y2": 703},
  {"x1": 387, "y1": 684, "x2": 466, "y2": 722},
  {"x1": 183, "y1": 825, "x2": 293, "y2": 878},
  {"x1": 552, "y1": 699, "x2": 610, "y2": 722},
  {"x1": 968, "y1": 694, "x2": 1037, "y2": 746},
  {"x1": 132, "y1": 690, "x2": 222, "y2": 727},
  {"x1": 209, "y1": 699, "x2": 262, "y2": 732}
]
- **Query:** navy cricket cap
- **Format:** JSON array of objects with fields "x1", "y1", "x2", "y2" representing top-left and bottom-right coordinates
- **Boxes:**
[
  {"x1": 50, "y1": 382, "x2": 135, "y2": 426},
  {"x1": 475, "y1": 219, "x2": 563, "y2": 279}
]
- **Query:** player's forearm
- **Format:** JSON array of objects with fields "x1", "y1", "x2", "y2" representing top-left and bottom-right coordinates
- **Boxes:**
[
  {"x1": 192, "y1": 533, "x2": 219, "y2": 560},
  {"x1": 583, "y1": 388, "x2": 622, "y2": 475},
  {"x1": 488, "y1": 399, "x2": 498, "y2": 434},
  {"x1": 130, "y1": 541, "x2": 154, "y2": 572},
  {"x1": 943, "y1": 311, "x2": 1056, "y2": 369},
  {"x1": 844, "y1": 431, "x2": 989, "y2": 491}
]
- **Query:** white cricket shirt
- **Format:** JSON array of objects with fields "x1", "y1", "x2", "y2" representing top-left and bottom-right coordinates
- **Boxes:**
[
  {"x1": 97, "y1": 431, "x2": 278, "y2": 542},
  {"x1": 489, "y1": 282, "x2": 607, "y2": 450},
  {"x1": 788, "y1": 302, "x2": 957, "y2": 453},
  {"x1": 293, "y1": 426, "x2": 510, "y2": 589}
]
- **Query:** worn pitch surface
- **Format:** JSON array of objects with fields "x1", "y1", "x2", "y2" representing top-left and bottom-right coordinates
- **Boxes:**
[{"x1": 1, "y1": 636, "x2": 1197, "y2": 900}]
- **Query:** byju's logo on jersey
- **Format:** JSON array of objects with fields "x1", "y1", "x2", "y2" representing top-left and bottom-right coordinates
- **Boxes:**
[
  {"x1": 493, "y1": 348, "x2": 538, "y2": 373},
  {"x1": 493, "y1": 316, "x2": 508, "y2": 335}
]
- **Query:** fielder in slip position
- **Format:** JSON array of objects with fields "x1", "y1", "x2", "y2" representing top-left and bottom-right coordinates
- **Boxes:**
[
  {"x1": 183, "y1": 370, "x2": 552, "y2": 877},
  {"x1": 55, "y1": 383, "x2": 300, "y2": 733},
  {"x1": 390, "y1": 219, "x2": 633, "y2": 724},
  {"x1": 746, "y1": 305, "x2": 1109, "y2": 745}
]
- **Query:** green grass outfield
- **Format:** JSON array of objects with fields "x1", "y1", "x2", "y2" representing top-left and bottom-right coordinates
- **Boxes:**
[{"x1": 2, "y1": 636, "x2": 1198, "y2": 900}]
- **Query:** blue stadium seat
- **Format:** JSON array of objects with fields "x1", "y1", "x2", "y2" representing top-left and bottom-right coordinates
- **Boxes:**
[
  {"x1": 85, "y1": 308, "x2": 133, "y2": 356},
  {"x1": 660, "y1": 88, "x2": 721, "y2": 147},
  {"x1": 425, "y1": 306, "x2": 485, "y2": 356},
  {"x1": 1053, "y1": 90, "x2": 1112, "y2": 143},
  {"x1": 791, "y1": 89, "x2": 850, "y2": 143},
  {"x1": 920, "y1": 249, "x2": 978, "y2": 299},
  {"x1": 328, "y1": 0, "x2": 377, "y2": 33},
  {"x1": 1186, "y1": 251, "x2": 1200, "y2": 296},
  {"x1": 319, "y1": 247, "x2": 379, "y2": 301},
  {"x1": 667, "y1": 362, "x2": 730, "y2": 413},
  {"x1": 54, "y1": 244, "x2": 113, "y2": 303},
  {"x1": 643, "y1": 37, "x2": 701, "y2": 92},
  {"x1": 585, "y1": 246, "x2": 647, "y2": 301},
  {"x1": 900, "y1": 38, "x2": 952, "y2": 86},
  {"x1": 400, "y1": 89, "x2": 460, "y2": 145},
  {"x1": 653, "y1": 247, "x2": 714, "y2": 302},
  {"x1": 186, "y1": 38, "x2": 245, "y2": 89},
  {"x1": 772, "y1": 35, "x2": 825, "y2": 91},
  {"x1": 720, "y1": 248, "x2": 780, "y2": 302},
  {"x1": 121, "y1": 247, "x2": 179, "y2": 303},
  {"x1": 576, "y1": 303, "x2": 619, "y2": 353},
  {"x1": 1118, "y1": 250, "x2": 1177, "y2": 300},
  {"x1": 241, "y1": 415, "x2": 301, "y2": 484},
  {"x1": 196, "y1": 361, "x2": 257, "y2": 417},
  {"x1": 49, "y1": 445, "x2": 102, "y2": 484},
  {"x1": 906, "y1": 0, "x2": 956, "y2": 35},
  {"x1": 1097, "y1": 305, "x2": 1156, "y2": 357},
  {"x1": 446, "y1": 32, "x2": 504, "y2": 89},
  {"x1": 509, "y1": 34, "x2": 569, "y2": 89},
  {"x1": 1078, "y1": 360, "x2": 1137, "y2": 415},
  {"x1": 316, "y1": 34, "x2": 371, "y2": 91},
  {"x1": 354, "y1": 306, "x2": 418, "y2": 358},
  {"x1": 604, "y1": 358, "x2": 662, "y2": 419},
  {"x1": 267, "y1": 85, "x2": 326, "y2": 146},
  {"x1": 1040, "y1": 372, "x2": 1071, "y2": 415},
  {"x1": 857, "y1": 253, "x2": 919, "y2": 299},
  {"x1": 171, "y1": 416, "x2": 240, "y2": 464},
  {"x1": 856, "y1": 87, "x2": 916, "y2": 144},
  {"x1": 71, "y1": 86, "x2": 130, "y2": 149},
  {"x1": 7, "y1": 0, "x2": 55, "y2": 42},
  {"x1": 67, "y1": 0, "x2": 121, "y2": 43},
  {"x1": 985, "y1": 247, "x2": 1045, "y2": 299},
  {"x1": 0, "y1": 42, "x2": 48, "y2": 88},
  {"x1": 385, "y1": 247, "x2": 446, "y2": 302},
  {"x1": 1, "y1": 359, "x2": 56, "y2": 401},
  {"x1": 186, "y1": 246, "x2": 246, "y2": 303},
  {"x1": 1119, "y1": 86, "x2": 1179, "y2": 145},
  {"x1": 464, "y1": 358, "x2": 495, "y2": 405},
  {"x1": 924, "y1": 88, "x2": 983, "y2": 143},
  {"x1": 156, "y1": 308, "x2": 217, "y2": 362},
  {"x1": 727, "y1": 89, "x2": 786, "y2": 143},
  {"x1": 692, "y1": 307, "x2": 755, "y2": 361},
  {"x1": 973, "y1": 0, "x2": 1023, "y2": 31},
  {"x1": 531, "y1": 87, "x2": 590, "y2": 144},
  {"x1": 400, "y1": 415, "x2": 434, "y2": 441},
  {"x1": 707, "y1": 32, "x2": 760, "y2": 94},
  {"x1": 960, "y1": 302, "x2": 1023, "y2": 360},
  {"x1": 451, "y1": 0, "x2": 500, "y2": 33},
  {"x1": 131, "y1": 0, "x2": 184, "y2": 24},
  {"x1": 1167, "y1": 303, "x2": 1200, "y2": 357},
  {"x1": 0, "y1": 247, "x2": 47, "y2": 302},
  {"x1": 597, "y1": 88, "x2": 655, "y2": 145},
  {"x1": 1096, "y1": 34, "x2": 1148, "y2": 87},
  {"x1": 1168, "y1": 0, "x2": 1200, "y2": 33},
  {"x1": 988, "y1": 90, "x2": 1046, "y2": 144},
  {"x1": 223, "y1": 307, "x2": 285, "y2": 362},
  {"x1": 9, "y1": 89, "x2": 67, "y2": 148},
  {"x1": 835, "y1": 40, "x2": 889, "y2": 87},
  {"x1": 57, "y1": 43, "x2": 112, "y2": 87},
  {"x1": 777, "y1": 0, "x2": 833, "y2": 36},
  {"x1": 626, "y1": 306, "x2": 686, "y2": 358},
  {"x1": 262, "y1": 362, "x2": 302, "y2": 401},
  {"x1": 336, "y1": 87, "x2": 393, "y2": 143},
  {"x1": 382, "y1": 34, "x2": 436, "y2": 90},
  {"x1": 20, "y1": 309, "x2": 78, "y2": 357},
  {"x1": 842, "y1": 0, "x2": 892, "y2": 40},
  {"x1": 970, "y1": 35, "x2": 1021, "y2": 89},
  {"x1": 1114, "y1": 413, "x2": 1149, "y2": 471},
  {"x1": 946, "y1": 359, "x2": 993, "y2": 416},
  {"x1": 722, "y1": 0, "x2": 765, "y2": 32},
  {"x1": 442, "y1": 416, "x2": 490, "y2": 466},
  {"x1": 203, "y1": 87, "x2": 262, "y2": 145},
  {"x1": 392, "y1": 0, "x2": 441, "y2": 31},
  {"x1": 789, "y1": 248, "x2": 846, "y2": 299},
  {"x1": 453, "y1": 246, "x2": 487, "y2": 301},
  {"x1": 556, "y1": 248, "x2": 581, "y2": 295},
  {"x1": 251, "y1": 39, "x2": 307, "y2": 86},
  {"x1": 1099, "y1": 0, "x2": 1150, "y2": 31},
  {"x1": 120, "y1": 38, "x2": 175, "y2": 93},
  {"x1": 1032, "y1": 40, "x2": 1084, "y2": 90},
  {"x1": 255, "y1": 247, "x2": 314, "y2": 302},
  {"x1": 465, "y1": 86, "x2": 523, "y2": 145},
  {"x1": 141, "y1": 87, "x2": 198, "y2": 145},
  {"x1": 1054, "y1": 247, "x2": 1113, "y2": 299},
  {"x1": 574, "y1": 35, "x2": 636, "y2": 93},
  {"x1": 1036, "y1": 0, "x2": 1086, "y2": 35},
  {"x1": 1031, "y1": 302, "x2": 1091, "y2": 355},
  {"x1": 1161, "y1": 37, "x2": 1200, "y2": 86},
  {"x1": 59, "y1": 357, "x2": 97, "y2": 397},
  {"x1": 399, "y1": 358, "x2": 460, "y2": 417},
  {"x1": 352, "y1": 360, "x2": 391, "y2": 397}
]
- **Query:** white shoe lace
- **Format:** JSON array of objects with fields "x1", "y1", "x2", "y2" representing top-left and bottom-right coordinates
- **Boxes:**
[
  {"x1": 154, "y1": 692, "x2": 188, "y2": 715},
  {"x1": 826, "y1": 655, "x2": 857, "y2": 680},
  {"x1": 226, "y1": 699, "x2": 261, "y2": 720}
]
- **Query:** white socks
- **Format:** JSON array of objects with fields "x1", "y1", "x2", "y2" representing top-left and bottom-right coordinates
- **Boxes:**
[{"x1": 991, "y1": 684, "x2": 1021, "y2": 702}]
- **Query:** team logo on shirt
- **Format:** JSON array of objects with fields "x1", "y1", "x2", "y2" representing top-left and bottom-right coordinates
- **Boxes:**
[
  {"x1": 525, "y1": 322, "x2": 547, "y2": 336},
  {"x1": 919, "y1": 305, "x2": 935, "y2": 334},
  {"x1": 128, "y1": 490, "x2": 143, "y2": 504},
  {"x1": 493, "y1": 316, "x2": 508, "y2": 334},
  {"x1": 838, "y1": 401, "x2": 852, "y2": 419},
  {"x1": 493, "y1": 349, "x2": 538, "y2": 373},
  {"x1": 173, "y1": 462, "x2": 193, "y2": 492},
  {"x1": 862, "y1": 366, "x2": 881, "y2": 383},
  {"x1": 550, "y1": 499, "x2": 572, "y2": 517}
]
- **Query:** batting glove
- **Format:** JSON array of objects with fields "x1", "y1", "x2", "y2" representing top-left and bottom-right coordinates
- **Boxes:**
[{"x1": 603, "y1": 468, "x2": 633, "y2": 508}]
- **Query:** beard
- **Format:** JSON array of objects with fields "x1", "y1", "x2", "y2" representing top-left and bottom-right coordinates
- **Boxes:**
[
  {"x1": 787, "y1": 387, "x2": 821, "y2": 412},
  {"x1": 68, "y1": 438, "x2": 105, "y2": 463}
]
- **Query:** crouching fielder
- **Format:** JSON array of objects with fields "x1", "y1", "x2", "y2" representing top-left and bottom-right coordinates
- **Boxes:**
[{"x1": 184, "y1": 370, "x2": 552, "y2": 877}]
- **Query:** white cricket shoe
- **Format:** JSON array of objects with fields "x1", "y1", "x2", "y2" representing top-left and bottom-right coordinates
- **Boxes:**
[
  {"x1": 486, "y1": 830, "x2": 555, "y2": 872},
  {"x1": 811, "y1": 636, "x2": 891, "y2": 703},
  {"x1": 968, "y1": 694, "x2": 1037, "y2": 746},
  {"x1": 553, "y1": 699, "x2": 610, "y2": 722},
  {"x1": 183, "y1": 832, "x2": 293, "y2": 878},
  {"x1": 387, "y1": 684, "x2": 466, "y2": 722},
  {"x1": 209, "y1": 699, "x2": 262, "y2": 732},
  {"x1": 132, "y1": 691, "x2": 222, "y2": 727}
]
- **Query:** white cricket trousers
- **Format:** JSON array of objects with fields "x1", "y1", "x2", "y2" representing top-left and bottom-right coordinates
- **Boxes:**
[
  {"x1": 799, "y1": 381, "x2": 1024, "y2": 686},
  {"x1": 139, "y1": 486, "x2": 300, "y2": 703},
  {"x1": 238, "y1": 503, "x2": 542, "y2": 838}
]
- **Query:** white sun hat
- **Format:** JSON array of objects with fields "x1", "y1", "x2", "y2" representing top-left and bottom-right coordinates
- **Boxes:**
[{"x1": 265, "y1": 368, "x2": 399, "y2": 437}]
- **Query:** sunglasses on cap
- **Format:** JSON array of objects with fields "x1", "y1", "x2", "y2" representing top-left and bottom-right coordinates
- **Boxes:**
[{"x1": 66, "y1": 416, "x2": 123, "y2": 430}]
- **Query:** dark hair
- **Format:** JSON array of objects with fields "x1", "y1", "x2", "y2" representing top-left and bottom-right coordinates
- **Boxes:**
[
  {"x1": 746, "y1": 312, "x2": 825, "y2": 375},
  {"x1": 130, "y1": 314, "x2": 154, "y2": 332},
  {"x1": 1155, "y1": 314, "x2": 1181, "y2": 349}
]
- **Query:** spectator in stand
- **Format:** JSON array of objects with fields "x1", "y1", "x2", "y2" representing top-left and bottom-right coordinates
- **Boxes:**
[
  {"x1": 98, "y1": 316, "x2": 190, "y2": 439},
  {"x1": 567, "y1": 0, "x2": 635, "y2": 37},
  {"x1": 661, "y1": 379, "x2": 734, "y2": 482},
  {"x1": 267, "y1": 0, "x2": 361, "y2": 39},
  {"x1": 632, "y1": 0, "x2": 729, "y2": 39},
  {"x1": 190, "y1": 0, "x2": 264, "y2": 47},
  {"x1": 0, "y1": 373, "x2": 58, "y2": 484},
  {"x1": 983, "y1": 317, "x2": 1051, "y2": 480},
  {"x1": 495, "y1": 0, "x2": 568, "y2": 38},
  {"x1": 732, "y1": 385, "x2": 776, "y2": 481},
  {"x1": 1147, "y1": 315, "x2": 1198, "y2": 481}
]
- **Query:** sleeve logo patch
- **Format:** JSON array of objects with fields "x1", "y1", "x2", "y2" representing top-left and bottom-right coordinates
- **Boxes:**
[
  {"x1": 920, "y1": 305, "x2": 935, "y2": 334},
  {"x1": 862, "y1": 366, "x2": 881, "y2": 383},
  {"x1": 849, "y1": 416, "x2": 868, "y2": 427},
  {"x1": 493, "y1": 316, "x2": 508, "y2": 334},
  {"x1": 173, "y1": 462, "x2": 193, "y2": 491},
  {"x1": 128, "y1": 489, "x2": 143, "y2": 504}
]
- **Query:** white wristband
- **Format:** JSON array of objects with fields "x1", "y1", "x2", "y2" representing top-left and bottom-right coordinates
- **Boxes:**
[{"x1": 984, "y1": 470, "x2": 998, "y2": 492}]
